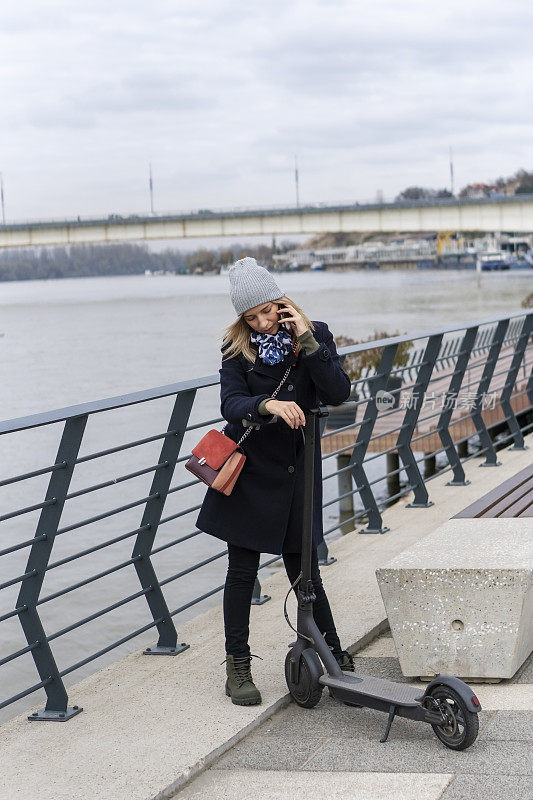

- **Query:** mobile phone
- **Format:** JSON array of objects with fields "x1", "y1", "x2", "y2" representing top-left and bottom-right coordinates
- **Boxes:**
[{"x1": 277, "y1": 304, "x2": 291, "y2": 331}]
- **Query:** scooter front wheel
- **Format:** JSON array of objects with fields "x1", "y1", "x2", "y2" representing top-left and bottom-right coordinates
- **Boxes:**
[
  {"x1": 285, "y1": 651, "x2": 323, "y2": 708},
  {"x1": 428, "y1": 686, "x2": 479, "y2": 750}
]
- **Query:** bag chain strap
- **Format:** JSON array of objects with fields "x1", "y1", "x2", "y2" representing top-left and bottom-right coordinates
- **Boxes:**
[{"x1": 236, "y1": 364, "x2": 292, "y2": 447}]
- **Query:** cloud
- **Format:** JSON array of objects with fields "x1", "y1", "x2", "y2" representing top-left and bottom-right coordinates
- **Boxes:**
[{"x1": 0, "y1": 0, "x2": 532, "y2": 218}]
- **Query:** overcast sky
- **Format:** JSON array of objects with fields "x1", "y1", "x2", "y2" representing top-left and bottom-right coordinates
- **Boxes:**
[{"x1": 1, "y1": 0, "x2": 532, "y2": 221}]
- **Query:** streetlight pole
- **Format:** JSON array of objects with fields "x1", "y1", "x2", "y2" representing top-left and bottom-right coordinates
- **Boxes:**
[
  {"x1": 294, "y1": 155, "x2": 300, "y2": 208},
  {"x1": 449, "y1": 146, "x2": 455, "y2": 196},
  {"x1": 0, "y1": 173, "x2": 5, "y2": 224},
  {"x1": 149, "y1": 163, "x2": 154, "y2": 214}
]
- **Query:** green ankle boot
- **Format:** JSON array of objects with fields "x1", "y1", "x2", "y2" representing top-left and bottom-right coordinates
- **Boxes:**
[
  {"x1": 335, "y1": 651, "x2": 362, "y2": 707},
  {"x1": 225, "y1": 655, "x2": 262, "y2": 706},
  {"x1": 336, "y1": 650, "x2": 355, "y2": 672}
]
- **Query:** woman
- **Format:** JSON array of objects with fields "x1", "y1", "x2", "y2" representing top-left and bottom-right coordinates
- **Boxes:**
[{"x1": 196, "y1": 256, "x2": 354, "y2": 706}]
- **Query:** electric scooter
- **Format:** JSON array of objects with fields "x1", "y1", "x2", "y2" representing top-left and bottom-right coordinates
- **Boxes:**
[{"x1": 283, "y1": 406, "x2": 481, "y2": 750}]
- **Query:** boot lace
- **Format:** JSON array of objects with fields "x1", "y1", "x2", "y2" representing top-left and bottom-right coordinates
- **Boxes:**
[{"x1": 222, "y1": 654, "x2": 263, "y2": 687}]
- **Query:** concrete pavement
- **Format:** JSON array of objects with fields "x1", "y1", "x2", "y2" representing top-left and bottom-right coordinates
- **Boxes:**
[
  {"x1": 0, "y1": 437, "x2": 531, "y2": 800},
  {"x1": 176, "y1": 632, "x2": 533, "y2": 800}
]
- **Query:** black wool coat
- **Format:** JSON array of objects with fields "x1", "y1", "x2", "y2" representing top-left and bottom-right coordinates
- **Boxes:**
[{"x1": 195, "y1": 321, "x2": 351, "y2": 555}]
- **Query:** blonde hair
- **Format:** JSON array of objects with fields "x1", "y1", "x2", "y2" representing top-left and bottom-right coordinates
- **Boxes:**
[{"x1": 222, "y1": 295, "x2": 315, "y2": 362}]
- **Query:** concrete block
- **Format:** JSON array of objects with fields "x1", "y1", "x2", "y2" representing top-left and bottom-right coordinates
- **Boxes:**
[{"x1": 376, "y1": 518, "x2": 533, "y2": 679}]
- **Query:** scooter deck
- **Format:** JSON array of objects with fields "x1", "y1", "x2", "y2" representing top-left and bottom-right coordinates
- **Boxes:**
[{"x1": 320, "y1": 672, "x2": 423, "y2": 707}]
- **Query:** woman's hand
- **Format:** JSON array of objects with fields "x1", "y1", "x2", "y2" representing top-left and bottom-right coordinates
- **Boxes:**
[
  {"x1": 277, "y1": 304, "x2": 307, "y2": 337},
  {"x1": 264, "y1": 399, "x2": 306, "y2": 428}
]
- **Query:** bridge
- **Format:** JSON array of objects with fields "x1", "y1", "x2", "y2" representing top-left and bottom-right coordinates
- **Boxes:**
[{"x1": 1, "y1": 194, "x2": 533, "y2": 249}]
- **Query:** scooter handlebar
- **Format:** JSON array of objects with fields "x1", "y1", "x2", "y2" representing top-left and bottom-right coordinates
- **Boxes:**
[
  {"x1": 309, "y1": 405, "x2": 330, "y2": 418},
  {"x1": 241, "y1": 405, "x2": 329, "y2": 429},
  {"x1": 241, "y1": 415, "x2": 279, "y2": 428}
]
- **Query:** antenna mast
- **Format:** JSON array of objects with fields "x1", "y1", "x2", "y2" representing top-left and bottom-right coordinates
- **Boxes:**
[
  {"x1": 149, "y1": 163, "x2": 154, "y2": 214},
  {"x1": 0, "y1": 173, "x2": 5, "y2": 224},
  {"x1": 449, "y1": 147, "x2": 455, "y2": 195}
]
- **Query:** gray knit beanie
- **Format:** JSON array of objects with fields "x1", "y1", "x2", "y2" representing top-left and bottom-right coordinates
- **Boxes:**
[{"x1": 228, "y1": 257, "x2": 284, "y2": 315}]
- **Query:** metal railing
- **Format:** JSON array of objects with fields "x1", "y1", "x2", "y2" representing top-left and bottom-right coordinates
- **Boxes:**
[{"x1": 0, "y1": 310, "x2": 531, "y2": 721}]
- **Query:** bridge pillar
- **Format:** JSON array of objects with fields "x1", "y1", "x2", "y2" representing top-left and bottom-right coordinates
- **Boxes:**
[
  {"x1": 424, "y1": 453, "x2": 437, "y2": 478},
  {"x1": 386, "y1": 452, "x2": 400, "y2": 497},
  {"x1": 458, "y1": 439, "x2": 469, "y2": 459}
]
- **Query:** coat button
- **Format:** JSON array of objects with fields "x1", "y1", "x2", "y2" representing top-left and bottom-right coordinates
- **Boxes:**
[
  {"x1": 287, "y1": 384, "x2": 294, "y2": 391},
  {"x1": 319, "y1": 347, "x2": 331, "y2": 361},
  {"x1": 287, "y1": 465, "x2": 295, "y2": 474}
]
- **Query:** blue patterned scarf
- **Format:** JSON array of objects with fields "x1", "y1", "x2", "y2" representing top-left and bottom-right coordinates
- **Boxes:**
[{"x1": 251, "y1": 328, "x2": 293, "y2": 365}]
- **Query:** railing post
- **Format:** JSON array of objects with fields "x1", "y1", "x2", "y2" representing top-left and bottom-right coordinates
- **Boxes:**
[
  {"x1": 500, "y1": 314, "x2": 533, "y2": 450},
  {"x1": 527, "y1": 359, "x2": 533, "y2": 406},
  {"x1": 350, "y1": 343, "x2": 398, "y2": 533},
  {"x1": 437, "y1": 326, "x2": 478, "y2": 486},
  {"x1": 471, "y1": 320, "x2": 508, "y2": 467},
  {"x1": 18, "y1": 415, "x2": 87, "y2": 721},
  {"x1": 441, "y1": 339, "x2": 452, "y2": 369},
  {"x1": 251, "y1": 577, "x2": 270, "y2": 605},
  {"x1": 317, "y1": 539, "x2": 336, "y2": 565},
  {"x1": 324, "y1": 360, "x2": 354, "y2": 535},
  {"x1": 132, "y1": 390, "x2": 196, "y2": 655},
  {"x1": 397, "y1": 334, "x2": 443, "y2": 507},
  {"x1": 337, "y1": 452, "x2": 354, "y2": 523}
]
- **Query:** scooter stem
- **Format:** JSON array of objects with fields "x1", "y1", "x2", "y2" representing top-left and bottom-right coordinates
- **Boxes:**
[{"x1": 300, "y1": 409, "x2": 317, "y2": 588}]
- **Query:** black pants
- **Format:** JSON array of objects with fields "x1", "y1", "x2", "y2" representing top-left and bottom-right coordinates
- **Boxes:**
[{"x1": 223, "y1": 543, "x2": 342, "y2": 658}]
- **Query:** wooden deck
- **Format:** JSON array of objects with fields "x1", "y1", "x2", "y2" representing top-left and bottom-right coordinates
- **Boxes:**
[{"x1": 321, "y1": 342, "x2": 532, "y2": 457}]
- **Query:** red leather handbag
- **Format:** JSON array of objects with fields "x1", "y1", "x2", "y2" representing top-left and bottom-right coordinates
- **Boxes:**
[
  {"x1": 185, "y1": 430, "x2": 246, "y2": 496},
  {"x1": 186, "y1": 364, "x2": 292, "y2": 496}
]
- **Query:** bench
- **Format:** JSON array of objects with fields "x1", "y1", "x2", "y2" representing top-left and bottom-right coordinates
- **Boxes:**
[
  {"x1": 376, "y1": 465, "x2": 533, "y2": 680},
  {"x1": 452, "y1": 463, "x2": 533, "y2": 519}
]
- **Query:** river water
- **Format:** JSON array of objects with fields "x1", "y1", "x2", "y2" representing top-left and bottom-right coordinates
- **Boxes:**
[{"x1": 0, "y1": 268, "x2": 531, "y2": 719}]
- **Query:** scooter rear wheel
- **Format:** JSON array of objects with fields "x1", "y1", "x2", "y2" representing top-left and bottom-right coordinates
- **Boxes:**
[
  {"x1": 285, "y1": 652, "x2": 323, "y2": 708},
  {"x1": 428, "y1": 686, "x2": 479, "y2": 750}
]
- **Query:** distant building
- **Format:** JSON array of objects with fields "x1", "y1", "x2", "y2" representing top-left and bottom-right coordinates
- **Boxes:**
[{"x1": 460, "y1": 182, "x2": 499, "y2": 199}]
